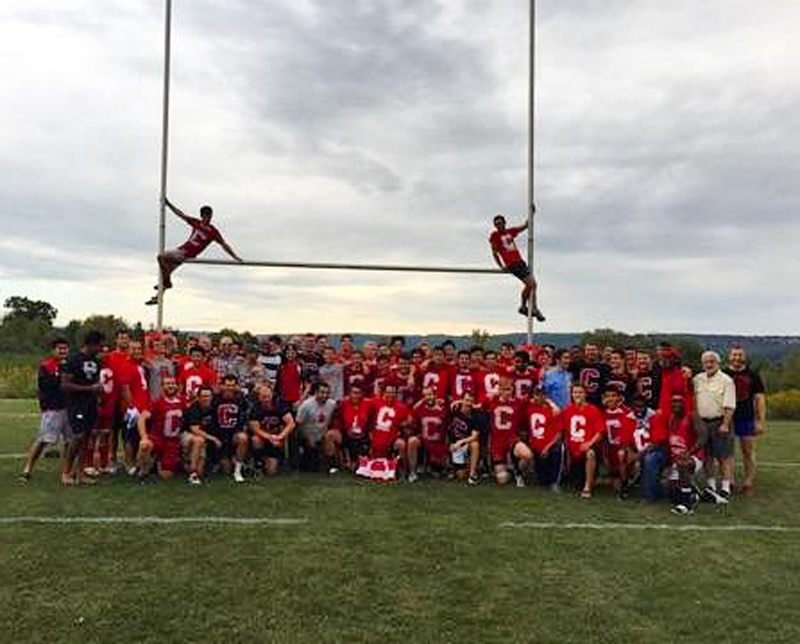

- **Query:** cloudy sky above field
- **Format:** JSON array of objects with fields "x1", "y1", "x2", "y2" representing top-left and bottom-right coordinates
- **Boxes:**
[{"x1": 1, "y1": 0, "x2": 798, "y2": 336}]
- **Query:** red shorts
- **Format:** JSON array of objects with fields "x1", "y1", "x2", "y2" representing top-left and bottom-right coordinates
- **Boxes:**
[
  {"x1": 490, "y1": 432, "x2": 515, "y2": 463},
  {"x1": 423, "y1": 440, "x2": 448, "y2": 467},
  {"x1": 371, "y1": 432, "x2": 398, "y2": 459},
  {"x1": 152, "y1": 435, "x2": 181, "y2": 473},
  {"x1": 96, "y1": 409, "x2": 115, "y2": 432}
]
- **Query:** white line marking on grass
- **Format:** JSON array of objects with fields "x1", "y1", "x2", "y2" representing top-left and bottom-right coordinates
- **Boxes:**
[
  {"x1": 0, "y1": 516, "x2": 308, "y2": 526},
  {"x1": 759, "y1": 462, "x2": 800, "y2": 468},
  {"x1": 500, "y1": 521, "x2": 800, "y2": 533},
  {"x1": 0, "y1": 453, "x2": 26, "y2": 459},
  {"x1": 0, "y1": 412, "x2": 39, "y2": 417}
]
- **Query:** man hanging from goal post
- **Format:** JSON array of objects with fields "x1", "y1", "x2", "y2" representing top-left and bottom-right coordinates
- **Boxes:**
[
  {"x1": 146, "y1": 198, "x2": 243, "y2": 305},
  {"x1": 489, "y1": 209, "x2": 545, "y2": 321}
]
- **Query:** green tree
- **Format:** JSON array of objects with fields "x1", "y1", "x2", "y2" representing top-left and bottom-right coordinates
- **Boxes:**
[
  {"x1": 3, "y1": 296, "x2": 58, "y2": 324},
  {"x1": 470, "y1": 329, "x2": 491, "y2": 349}
]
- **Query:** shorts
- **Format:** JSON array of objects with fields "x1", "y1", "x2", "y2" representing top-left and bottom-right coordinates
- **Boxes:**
[
  {"x1": 734, "y1": 418, "x2": 757, "y2": 438},
  {"x1": 122, "y1": 408, "x2": 141, "y2": 444},
  {"x1": 152, "y1": 435, "x2": 181, "y2": 473},
  {"x1": 252, "y1": 435, "x2": 285, "y2": 462},
  {"x1": 697, "y1": 418, "x2": 734, "y2": 459},
  {"x1": 507, "y1": 260, "x2": 531, "y2": 282},
  {"x1": 37, "y1": 409, "x2": 71, "y2": 444},
  {"x1": 490, "y1": 433, "x2": 515, "y2": 463},
  {"x1": 451, "y1": 444, "x2": 470, "y2": 467},
  {"x1": 67, "y1": 404, "x2": 98, "y2": 436},
  {"x1": 343, "y1": 435, "x2": 371, "y2": 459},
  {"x1": 206, "y1": 434, "x2": 234, "y2": 463},
  {"x1": 422, "y1": 440, "x2": 449, "y2": 467}
]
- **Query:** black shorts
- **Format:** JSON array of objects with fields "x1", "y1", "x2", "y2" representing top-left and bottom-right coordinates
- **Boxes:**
[
  {"x1": 343, "y1": 436, "x2": 371, "y2": 459},
  {"x1": 67, "y1": 404, "x2": 98, "y2": 436},
  {"x1": 252, "y1": 437, "x2": 285, "y2": 462},
  {"x1": 206, "y1": 434, "x2": 235, "y2": 463},
  {"x1": 507, "y1": 260, "x2": 531, "y2": 282}
]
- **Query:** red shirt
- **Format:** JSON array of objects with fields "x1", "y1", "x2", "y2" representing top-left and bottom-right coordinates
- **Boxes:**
[
  {"x1": 422, "y1": 363, "x2": 452, "y2": 400},
  {"x1": 278, "y1": 360, "x2": 303, "y2": 403},
  {"x1": 412, "y1": 401, "x2": 448, "y2": 444},
  {"x1": 475, "y1": 369, "x2": 502, "y2": 404},
  {"x1": 179, "y1": 362, "x2": 218, "y2": 399},
  {"x1": 386, "y1": 371, "x2": 417, "y2": 407},
  {"x1": 511, "y1": 367, "x2": 540, "y2": 401},
  {"x1": 372, "y1": 399, "x2": 410, "y2": 442},
  {"x1": 344, "y1": 363, "x2": 374, "y2": 395},
  {"x1": 487, "y1": 398, "x2": 521, "y2": 440},
  {"x1": 667, "y1": 414, "x2": 699, "y2": 460},
  {"x1": 450, "y1": 369, "x2": 475, "y2": 400},
  {"x1": 98, "y1": 363, "x2": 119, "y2": 418},
  {"x1": 489, "y1": 227, "x2": 525, "y2": 267},
  {"x1": 602, "y1": 406, "x2": 636, "y2": 448},
  {"x1": 334, "y1": 399, "x2": 374, "y2": 440},
  {"x1": 149, "y1": 396, "x2": 185, "y2": 440},
  {"x1": 524, "y1": 402, "x2": 560, "y2": 454},
  {"x1": 106, "y1": 349, "x2": 133, "y2": 376},
  {"x1": 562, "y1": 403, "x2": 604, "y2": 458},
  {"x1": 123, "y1": 362, "x2": 151, "y2": 412},
  {"x1": 178, "y1": 219, "x2": 222, "y2": 258}
]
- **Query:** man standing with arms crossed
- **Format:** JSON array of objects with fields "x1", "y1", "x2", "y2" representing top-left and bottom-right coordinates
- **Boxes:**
[
  {"x1": 725, "y1": 345, "x2": 766, "y2": 496},
  {"x1": 693, "y1": 351, "x2": 737, "y2": 504}
]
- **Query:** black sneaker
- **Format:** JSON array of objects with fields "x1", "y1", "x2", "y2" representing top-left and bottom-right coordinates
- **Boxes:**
[
  {"x1": 468, "y1": 474, "x2": 479, "y2": 486},
  {"x1": 671, "y1": 503, "x2": 694, "y2": 516},
  {"x1": 518, "y1": 305, "x2": 529, "y2": 317},
  {"x1": 532, "y1": 307, "x2": 546, "y2": 322},
  {"x1": 145, "y1": 296, "x2": 159, "y2": 306},
  {"x1": 718, "y1": 489, "x2": 731, "y2": 503},
  {"x1": 699, "y1": 486, "x2": 718, "y2": 503}
]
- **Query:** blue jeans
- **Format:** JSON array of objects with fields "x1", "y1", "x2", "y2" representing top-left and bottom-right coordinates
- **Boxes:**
[{"x1": 641, "y1": 447, "x2": 666, "y2": 501}]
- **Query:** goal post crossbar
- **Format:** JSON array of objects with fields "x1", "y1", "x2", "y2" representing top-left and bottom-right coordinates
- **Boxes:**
[{"x1": 185, "y1": 258, "x2": 503, "y2": 275}]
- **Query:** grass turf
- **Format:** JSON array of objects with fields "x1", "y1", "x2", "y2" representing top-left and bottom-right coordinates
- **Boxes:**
[{"x1": 1, "y1": 400, "x2": 798, "y2": 643}]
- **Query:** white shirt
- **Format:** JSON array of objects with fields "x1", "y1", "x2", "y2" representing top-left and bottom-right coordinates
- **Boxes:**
[{"x1": 693, "y1": 369, "x2": 736, "y2": 419}]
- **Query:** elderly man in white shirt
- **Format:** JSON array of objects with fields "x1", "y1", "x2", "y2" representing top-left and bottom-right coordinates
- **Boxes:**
[{"x1": 693, "y1": 351, "x2": 737, "y2": 503}]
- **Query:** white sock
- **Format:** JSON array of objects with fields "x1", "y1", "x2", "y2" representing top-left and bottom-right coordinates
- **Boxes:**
[
  {"x1": 721, "y1": 480, "x2": 731, "y2": 493},
  {"x1": 707, "y1": 477, "x2": 717, "y2": 491},
  {"x1": 234, "y1": 461, "x2": 242, "y2": 475}
]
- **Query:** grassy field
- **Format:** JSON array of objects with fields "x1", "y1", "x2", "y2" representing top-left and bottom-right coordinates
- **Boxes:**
[{"x1": 1, "y1": 399, "x2": 798, "y2": 643}]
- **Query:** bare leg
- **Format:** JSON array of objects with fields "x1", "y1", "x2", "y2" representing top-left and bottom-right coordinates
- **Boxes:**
[
  {"x1": 740, "y1": 438, "x2": 756, "y2": 488},
  {"x1": 469, "y1": 438, "x2": 480, "y2": 479},
  {"x1": 22, "y1": 440, "x2": 47, "y2": 477}
]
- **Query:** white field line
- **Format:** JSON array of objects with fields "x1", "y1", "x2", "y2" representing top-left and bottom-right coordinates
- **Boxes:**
[
  {"x1": 0, "y1": 516, "x2": 308, "y2": 526},
  {"x1": 0, "y1": 453, "x2": 27, "y2": 459},
  {"x1": 500, "y1": 521, "x2": 800, "y2": 534}
]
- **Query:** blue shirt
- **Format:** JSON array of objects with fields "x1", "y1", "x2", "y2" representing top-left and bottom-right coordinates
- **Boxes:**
[{"x1": 542, "y1": 368, "x2": 572, "y2": 409}]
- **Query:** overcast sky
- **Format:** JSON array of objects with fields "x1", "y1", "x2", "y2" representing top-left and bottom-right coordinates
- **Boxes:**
[{"x1": 1, "y1": 0, "x2": 798, "y2": 336}]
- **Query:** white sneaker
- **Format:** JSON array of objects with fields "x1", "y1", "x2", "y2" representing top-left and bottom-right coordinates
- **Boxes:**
[
  {"x1": 408, "y1": 472, "x2": 419, "y2": 483},
  {"x1": 188, "y1": 473, "x2": 202, "y2": 486},
  {"x1": 233, "y1": 469, "x2": 245, "y2": 483},
  {"x1": 516, "y1": 475, "x2": 526, "y2": 488},
  {"x1": 83, "y1": 467, "x2": 100, "y2": 478},
  {"x1": 328, "y1": 467, "x2": 339, "y2": 475},
  {"x1": 126, "y1": 466, "x2": 138, "y2": 477}
]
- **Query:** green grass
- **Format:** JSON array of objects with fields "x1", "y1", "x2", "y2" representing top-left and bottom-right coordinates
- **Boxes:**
[{"x1": 1, "y1": 400, "x2": 799, "y2": 643}]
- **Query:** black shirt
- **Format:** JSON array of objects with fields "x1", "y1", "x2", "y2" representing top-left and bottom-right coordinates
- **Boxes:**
[
  {"x1": 211, "y1": 394, "x2": 247, "y2": 436},
  {"x1": 570, "y1": 361, "x2": 610, "y2": 405},
  {"x1": 63, "y1": 351, "x2": 101, "y2": 409},
  {"x1": 635, "y1": 369, "x2": 662, "y2": 410},
  {"x1": 184, "y1": 401, "x2": 215, "y2": 435},
  {"x1": 450, "y1": 409, "x2": 480, "y2": 442},
  {"x1": 724, "y1": 367, "x2": 765, "y2": 423},
  {"x1": 248, "y1": 399, "x2": 292, "y2": 435}
]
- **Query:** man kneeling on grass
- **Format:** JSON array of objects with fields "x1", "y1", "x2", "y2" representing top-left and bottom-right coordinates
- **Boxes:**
[
  {"x1": 136, "y1": 375, "x2": 185, "y2": 482},
  {"x1": 248, "y1": 383, "x2": 295, "y2": 476}
]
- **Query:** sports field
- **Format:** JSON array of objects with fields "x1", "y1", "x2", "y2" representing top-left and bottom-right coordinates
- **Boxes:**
[{"x1": 1, "y1": 399, "x2": 798, "y2": 643}]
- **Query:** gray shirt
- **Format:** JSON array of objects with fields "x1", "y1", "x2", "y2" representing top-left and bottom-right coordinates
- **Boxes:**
[
  {"x1": 295, "y1": 397, "x2": 337, "y2": 443},
  {"x1": 148, "y1": 357, "x2": 176, "y2": 402},
  {"x1": 318, "y1": 363, "x2": 345, "y2": 402}
]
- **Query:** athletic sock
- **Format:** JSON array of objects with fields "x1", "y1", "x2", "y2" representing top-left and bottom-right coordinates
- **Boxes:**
[
  {"x1": 706, "y1": 477, "x2": 716, "y2": 491},
  {"x1": 233, "y1": 460, "x2": 243, "y2": 476},
  {"x1": 721, "y1": 479, "x2": 731, "y2": 493}
]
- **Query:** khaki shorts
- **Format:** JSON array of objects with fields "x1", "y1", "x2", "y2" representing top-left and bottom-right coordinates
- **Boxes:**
[{"x1": 38, "y1": 409, "x2": 71, "y2": 444}]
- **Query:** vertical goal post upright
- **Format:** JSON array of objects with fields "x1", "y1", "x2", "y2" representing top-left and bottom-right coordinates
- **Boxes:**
[{"x1": 155, "y1": 0, "x2": 538, "y2": 345}]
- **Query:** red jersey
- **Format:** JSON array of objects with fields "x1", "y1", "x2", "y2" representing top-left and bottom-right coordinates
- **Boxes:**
[
  {"x1": 344, "y1": 363, "x2": 374, "y2": 395},
  {"x1": 386, "y1": 371, "x2": 417, "y2": 406},
  {"x1": 562, "y1": 403, "x2": 604, "y2": 458},
  {"x1": 667, "y1": 414, "x2": 698, "y2": 461},
  {"x1": 488, "y1": 398, "x2": 521, "y2": 440},
  {"x1": 98, "y1": 364, "x2": 119, "y2": 420},
  {"x1": 450, "y1": 369, "x2": 476, "y2": 400},
  {"x1": 334, "y1": 399, "x2": 374, "y2": 440},
  {"x1": 372, "y1": 399, "x2": 410, "y2": 442},
  {"x1": 149, "y1": 396, "x2": 186, "y2": 440},
  {"x1": 524, "y1": 402, "x2": 560, "y2": 454},
  {"x1": 511, "y1": 367, "x2": 540, "y2": 401},
  {"x1": 122, "y1": 362, "x2": 151, "y2": 412},
  {"x1": 412, "y1": 401, "x2": 448, "y2": 444},
  {"x1": 178, "y1": 219, "x2": 222, "y2": 259},
  {"x1": 179, "y1": 362, "x2": 218, "y2": 399},
  {"x1": 422, "y1": 363, "x2": 452, "y2": 400},
  {"x1": 475, "y1": 369, "x2": 502, "y2": 404},
  {"x1": 602, "y1": 406, "x2": 636, "y2": 448},
  {"x1": 277, "y1": 360, "x2": 303, "y2": 403},
  {"x1": 106, "y1": 349, "x2": 133, "y2": 376},
  {"x1": 489, "y1": 227, "x2": 525, "y2": 267}
]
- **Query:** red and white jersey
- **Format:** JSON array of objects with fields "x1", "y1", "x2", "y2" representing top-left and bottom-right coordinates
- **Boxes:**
[
  {"x1": 149, "y1": 396, "x2": 186, "y2": 440},
  {"x1": 561, "y1": 403, "x2": 604, "y2": 458},
  {"x1": 511, "y1": 367, "x2": 540, "y2": 401},
  {"x1": 178, "y1": 219, "x2": 222, "y2": 259},
  {"x1": 371, "y1": 399, "x2": 410, "y2": 441},
  {"x1": 179, "y1": 362, "x2": 218, "y2": 399},
  {"x1": 474, "y1": 369, "x2": 502, "y2": 404},
  {"x1": 487, "y1": 397, "x2": 521, "y2": 440},
  {"x1": 386, "y1": 371, "x2": 416, "y2": 407},
  {"x1": 667, "y1": 415, "x2": 698, "y2": 460},
  {"x1": 524, "y1": 401, "x2": 560, "y2": 454},
  {"x1": 422, "y1": 364, "x2": 453, "y2": 400},
  {"x1": 412, "y1": 401, "x2": 448, "y2": 444},
  {"x1": 123, "y1": 362, "x2": 151, "y2": 413},
  {"x1": 489, "y1": 227, "x2": 524, "y2": 267},
  {"x1": 450, "y1": 369, "x2": 476, "y2": 400},
  {"x1": 98, "y1": 363, "x2": 119, "y2": 418},
  {"x1": 602, "y1": 406, "x2": 636, "y2": 448},
  {"x1": 344, "y1": 363, "x2": 373, "y2": 396},
  {"x1": 334, "y1": 399, "x2": 374, "y2": 440}
]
